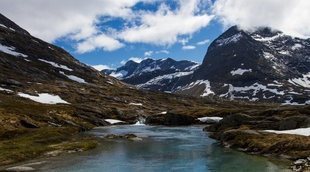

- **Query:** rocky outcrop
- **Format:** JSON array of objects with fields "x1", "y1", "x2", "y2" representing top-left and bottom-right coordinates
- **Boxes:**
[
  {"x1": 205, "y1": 106, "x2": 310, "y2": 161},
  {"x1": 146, "y1": 112, "x2": 196, "y2": 126}
]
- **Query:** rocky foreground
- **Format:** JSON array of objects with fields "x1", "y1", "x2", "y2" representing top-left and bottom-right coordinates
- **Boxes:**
[
  {"x1": 203, "y1": 105, "x2": 310, "y2": 171},
  {"x1": 0, "y1": 13, "x2": 309, "y2": 171}
]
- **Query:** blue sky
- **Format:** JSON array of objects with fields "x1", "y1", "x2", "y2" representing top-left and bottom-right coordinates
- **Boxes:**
[
  {"x1": 2, "y1": 0, "x2": 309, "y2": 70},
  {"x1": 51, "y1": 0, "x2": 223, "y2": 69},
  {"x1": 55, "y1": 20, "x2": 223, "y2": 69}
]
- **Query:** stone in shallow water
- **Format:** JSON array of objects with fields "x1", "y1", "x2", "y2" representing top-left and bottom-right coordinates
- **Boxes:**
[
  {"x1": 104, "y1": 134, "x2": 143, "y2": 141},
  {"x1": 294, "y1": 159, "x2": 307, "y2": 165}
]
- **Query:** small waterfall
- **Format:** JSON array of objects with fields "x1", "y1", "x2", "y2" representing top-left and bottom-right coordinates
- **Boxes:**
[{"x1": 134, "y1": 117, "x2": 146, "y2": 126}]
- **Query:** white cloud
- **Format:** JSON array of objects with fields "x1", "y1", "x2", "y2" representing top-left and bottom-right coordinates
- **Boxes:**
[
  {"x1": 178, "y1": 38, "x2": 190, "y2": 45},
  {"x1": 0, "y1": 0, "x2": 143, "y2": 42},
  {"x1": 156, "y1": 50, "x2": 170, "y2": 54},
  {"x1": 92, "y1": 64, "x2": 113, "y2": 71},
  {"x1": 213, "y1": 0, "x2": 310, "y2": 38},
  {"x1": 76, "y1": 34, "x2": 124, "y2": 53},
  {"x1": 144, "y1": 51, "x2": 153, "y2": 57},
  {"x1": 119, "y1": 0, "x2": 214, "y2": 45},
  {"x1": 197, "y1": 39, "x2": 210, "y2": 45},
  {"x1": 182, "y1": 45, "x2": 196, "y2": 50},
  {"x1": 144, "y1": 50, "x2": 169, "y2": 57}
]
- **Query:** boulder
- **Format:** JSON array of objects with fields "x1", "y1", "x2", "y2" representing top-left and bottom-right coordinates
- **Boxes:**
[
  {"x1": 146, "y1": 112, "x2": 195, "y2": 126},
  {"x1": 206, "y1": 113, "x2": 253, "y2": 132},
  {"x1": 278, "y1": 116, "x2": 310, "y2": 130}
]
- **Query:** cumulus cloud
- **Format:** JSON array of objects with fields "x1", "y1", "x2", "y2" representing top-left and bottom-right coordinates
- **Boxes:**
[
  {"x1": 92, "y1": 64, "x2": 113, "y2": 71},
  {"x1": 182, "y1": 45, "x2": 196, "y2": 50},
  {"x1": 76, "y1": 34, "x2": 124, "y2": 53},
  {"x1": 0, "y1": 0, "x2": 142, "y2": 42},
  {"x1": 0, "y1": 0, "x2": 214, "y2": 53},
  {"x1": 119, "y1": 0, "x2": 214, "y2": 45},
  {"x1": 197, "y1": 39, "x2": 210, "y2": 45},
  {"x1": 213, "y1": 0, "x2": 310, "y2": 38}
]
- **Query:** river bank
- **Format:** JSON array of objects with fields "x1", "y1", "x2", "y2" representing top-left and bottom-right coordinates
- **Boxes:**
[
  {"x1": 1, "y1": 125, "x2": 291, "y2": 172},
  {"x1": 1, "y1": 105, "x2": 309, "y2": 171}
]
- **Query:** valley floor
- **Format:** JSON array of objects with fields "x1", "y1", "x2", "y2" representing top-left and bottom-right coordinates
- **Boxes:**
[{"x1": 0, "y1": 90, "x2": 309, "y2": 171}]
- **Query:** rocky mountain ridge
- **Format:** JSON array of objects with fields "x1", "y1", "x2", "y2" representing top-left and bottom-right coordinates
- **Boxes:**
[
  {"x1": 103, "y1": 58, "x2": 199, "y2": 92},
  {"x1": 104, "y1": 26, "x2": 310, "y2": 104}
]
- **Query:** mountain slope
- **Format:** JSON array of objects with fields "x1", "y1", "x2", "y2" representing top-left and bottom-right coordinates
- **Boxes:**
[
  {"x1": 189, "y1": 26, "x2": 310, "y2": 104},
  {"x1": 1, "y1": 14, "x2": 310, "y2": 168},
  {"x1": 0, "y1": 13, "x2": 225, "y2": 165},
  {"x1": 0, "y1": 13, "x2": 216, "y2": 129},
  {"x1": 103, "y1": 58, "x2": 199, "y2": 92},
  {"x1": 104, "y1": 26, "x2": 310, "y2": 104}
]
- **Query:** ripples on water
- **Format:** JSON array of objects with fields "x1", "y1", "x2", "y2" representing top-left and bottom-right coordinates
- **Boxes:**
[{"x1": 39, "y1": 125, "x2": 289, "y2": 172}]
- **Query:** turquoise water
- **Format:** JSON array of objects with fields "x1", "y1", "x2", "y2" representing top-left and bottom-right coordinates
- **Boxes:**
[{"x1": 39, "y1": 125, "x2": 288, "y2": 172}]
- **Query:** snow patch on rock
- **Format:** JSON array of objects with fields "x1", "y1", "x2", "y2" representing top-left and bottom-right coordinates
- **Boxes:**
[
  {"x1": 230, "y1": 68, "x2": 252, "y2": 76},
  {"x1": 18, "y1": 93, "x2": 70, "y2": 104},
  {"x1": 59, "y1": 71, "x2": 87, "y2": 84},
  {"x1": 182, "y1": 80, "x2": 214, "y2": 97},
  {"x1": 220, "y1": 83, "x2": 285, "y2": 100},
  {"x1": 39, "y1": 59, "x2": 73, "y2": 71},
  {"x1": 129, "y1": 103, "x2": 143, "y2": 106},
  {"x1": 264, "y1": 127, "x2": 310, "y2": 136},
  {"x1": 288, "y1": 72, "x2": 310, "y2": 88},
  {"x1": 252, "y1": 33, "x2": 284, "y2": 42},
  {"x1": 291, "y1": 43, "x2": 303, "y2": 50},
  {"x1": 137, "y1": 71, "x2": 194, "y2": 88},
  {"x1": 198, "y1": 117, "x2": 223, "y2": 123},
  {"x1": 0, "y1": 87, "x2": 13, "y2": 93},
  {"x1": 0, "y1": 44, "x2": 28, "y2": 57},
  {"x1": 105, "y1": 119, "x2": 124, "y2": 124},
  {"x1": 217, "y1": 33, "x2": 242, "y2": 46}
]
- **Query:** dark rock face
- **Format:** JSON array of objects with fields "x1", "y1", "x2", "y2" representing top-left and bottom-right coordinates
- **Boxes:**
[
  {"x1": 145, "y1": 112, "x2": 195, "y2": 126},
  {"x1": 20, "y1": 119, "x2": 39, "y2": 128},
  {"x1": 0, "y1": 13, "x2": 30, "y2": 35},
  {"x1": 207, "y1": 113, "x2": 254, "y2": 132}
]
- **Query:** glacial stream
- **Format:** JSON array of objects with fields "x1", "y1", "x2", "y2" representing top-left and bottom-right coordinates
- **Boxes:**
[{"x1": 37, "y1": 125, "x2": 289, "y2": 172}]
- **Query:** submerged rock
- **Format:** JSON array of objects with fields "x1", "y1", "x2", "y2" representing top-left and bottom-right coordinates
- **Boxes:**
[{"x1": 104, "y1": 134, "x2": 143, "y2": 141}]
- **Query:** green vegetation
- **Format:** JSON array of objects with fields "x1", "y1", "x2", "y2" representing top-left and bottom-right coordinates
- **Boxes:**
[{"x1": 0, "y1": 127, "x2": 98, "y2": 166}]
